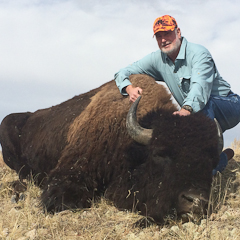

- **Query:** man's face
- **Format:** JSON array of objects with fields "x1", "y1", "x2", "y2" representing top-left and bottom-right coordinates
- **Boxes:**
[{"x1": 155, "y1": 28, "x2": 181, "y2": 56}]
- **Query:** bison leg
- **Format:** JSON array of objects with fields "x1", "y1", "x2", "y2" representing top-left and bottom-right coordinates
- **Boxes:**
[
  {"x1": 40, "y1": 169, "x2": 100, "y2": 212},
  {"x1": 0, "y1": 112, "x2": 32, "y2": 180}
]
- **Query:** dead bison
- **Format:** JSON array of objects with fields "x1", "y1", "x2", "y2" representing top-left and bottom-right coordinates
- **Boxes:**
[{"x1": 0, "y1": 74, "x2": 221, "y2": 223}]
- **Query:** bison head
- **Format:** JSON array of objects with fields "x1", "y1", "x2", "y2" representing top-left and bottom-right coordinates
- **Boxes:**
[{"x1": 126, "y1": 96, "x2": 222, "y2": 221}]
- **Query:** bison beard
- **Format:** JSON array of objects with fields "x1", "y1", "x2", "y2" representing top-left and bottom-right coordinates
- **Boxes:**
[{"x1": 0, "y1": 75, "x2": 219, "y2": 223}]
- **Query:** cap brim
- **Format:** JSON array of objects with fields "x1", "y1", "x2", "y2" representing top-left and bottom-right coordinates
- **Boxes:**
[{"x1": 153, "y1": 27, "x2": 175, "y2": 37}]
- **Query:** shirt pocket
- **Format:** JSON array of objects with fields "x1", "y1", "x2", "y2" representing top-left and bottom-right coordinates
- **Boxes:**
[{"x1": 179, "y1": 76, "x2": 191, "y2": 94}]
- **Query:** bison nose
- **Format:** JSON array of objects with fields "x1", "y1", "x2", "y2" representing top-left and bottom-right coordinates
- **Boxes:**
[{"x1": 177, "y1": 190, "x2": 209, "y2": 221}]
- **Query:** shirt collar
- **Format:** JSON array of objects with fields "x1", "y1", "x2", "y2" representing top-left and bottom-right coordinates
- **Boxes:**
[{"x1": 176, "y1": 37, "x2": 187, "y2": 60}]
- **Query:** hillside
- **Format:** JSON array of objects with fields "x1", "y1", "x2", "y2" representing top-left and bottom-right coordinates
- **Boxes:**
[{"x1": 0, "y1": 150, "x2": 240, "y2": 239}]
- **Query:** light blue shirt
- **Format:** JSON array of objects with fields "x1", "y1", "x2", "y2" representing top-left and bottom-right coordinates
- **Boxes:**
[{"x1": 114, "y1": 37, "x2": 231, "y2": 113}]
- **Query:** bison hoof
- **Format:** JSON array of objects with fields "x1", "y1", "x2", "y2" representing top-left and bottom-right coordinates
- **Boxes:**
[
  {"x1": 133, "y1": 216, "x2": 156, "y2": 228},
  {"x1": 10, "y1": 192, "x2": 26, "y2": 204},
  {"x1": 11, "y1": 193, "x2": 19, "y2": 204}
]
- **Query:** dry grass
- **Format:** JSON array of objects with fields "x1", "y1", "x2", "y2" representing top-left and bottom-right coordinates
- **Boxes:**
[
  {"x1": 1, "y1": 148, "x2": 240, "y2": 240},
  {"x1": 231, "y1": 138, "x2": 240, "y2": 155}
]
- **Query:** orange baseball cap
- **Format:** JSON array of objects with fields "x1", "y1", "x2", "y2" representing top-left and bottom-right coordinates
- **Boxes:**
[{"x1": 153, "y1": 15, "x2": 178, "y2": 35}]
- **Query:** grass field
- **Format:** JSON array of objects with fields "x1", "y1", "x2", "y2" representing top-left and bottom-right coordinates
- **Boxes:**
[{"x1": 1, "y1": 141, "x2": 240, "y2": 239}]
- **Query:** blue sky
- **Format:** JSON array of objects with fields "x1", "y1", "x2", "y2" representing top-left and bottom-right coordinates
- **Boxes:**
[{"x1": 0, "y1": 0, "x2": 240, "y2": 147}]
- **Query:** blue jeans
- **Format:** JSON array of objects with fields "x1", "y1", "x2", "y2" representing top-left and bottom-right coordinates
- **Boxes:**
[
  {"x1": 200, "y1": 91, "x2": 240, "y2": 132},
  {"x1": 200, "y1": 91, "x2": 240, "y2": 175}
]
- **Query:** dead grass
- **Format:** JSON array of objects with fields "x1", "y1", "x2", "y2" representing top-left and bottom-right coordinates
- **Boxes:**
[
  {"x1": 0, "y1": 151, "x2": 5, "y2": 167},
  {"x1": 232, "y1": 138, "x2": 240, "y2": 155},
  {"x1": 1, "y1": 147, "x2": 240, "y2": 239}
]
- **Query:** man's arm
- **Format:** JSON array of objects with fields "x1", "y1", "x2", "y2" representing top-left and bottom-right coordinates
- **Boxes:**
[
  {"x1": 114, "y1": 51, "x2": 162, "y2": 101},
  {"x1": 182, "y1": 50, "x2": 216, "y2": 113}
]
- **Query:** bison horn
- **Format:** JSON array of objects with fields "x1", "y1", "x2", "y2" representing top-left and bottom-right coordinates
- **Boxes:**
[
  {"x1": 214, "y1": 118, "x2": 223, "y2": 155},
  {"x1": 126, "y1": 96, "x2": 153, "y2": 145}
]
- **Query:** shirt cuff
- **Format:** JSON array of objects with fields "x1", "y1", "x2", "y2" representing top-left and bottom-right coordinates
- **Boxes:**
[{"x1": 119, "y1": 80, "x2": 132, "y2": 95}]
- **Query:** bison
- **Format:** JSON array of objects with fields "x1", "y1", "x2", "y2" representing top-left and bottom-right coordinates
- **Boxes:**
[{"x1": 0, "y1": 74, "x2": 222, "y2": 223}]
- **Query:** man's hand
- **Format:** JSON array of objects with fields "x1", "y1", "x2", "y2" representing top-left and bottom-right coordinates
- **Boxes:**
[
  {"x1": 173, "y1": 108, "x2": 191, "y2": 116},
  {"x1": 125, "y1": 85, "x2": 143, "y2": 102}
]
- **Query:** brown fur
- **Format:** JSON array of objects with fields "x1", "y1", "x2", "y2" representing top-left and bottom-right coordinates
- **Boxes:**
[{"x1": 0, "y1": 74, "x2": 219, "y2": 223}]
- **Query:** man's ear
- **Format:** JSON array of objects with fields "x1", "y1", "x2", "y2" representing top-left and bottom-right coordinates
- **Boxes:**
[{"x1": 177, "y1": 27, "x2": 181, "y2": 38}]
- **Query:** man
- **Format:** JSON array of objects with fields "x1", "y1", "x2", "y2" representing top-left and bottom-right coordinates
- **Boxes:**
[{"x1": 114, "y1": 15, "x2": 240, "y2": 175}]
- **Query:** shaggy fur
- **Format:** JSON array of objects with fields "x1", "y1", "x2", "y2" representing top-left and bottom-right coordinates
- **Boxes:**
[{"x1": 0, "y1": 74, "x2": 219, "y2": 223}]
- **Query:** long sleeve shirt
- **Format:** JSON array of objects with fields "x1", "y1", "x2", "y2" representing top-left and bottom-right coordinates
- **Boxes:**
[{"x1": 114, "y1": 37, "x2": 231, "y2": 113}]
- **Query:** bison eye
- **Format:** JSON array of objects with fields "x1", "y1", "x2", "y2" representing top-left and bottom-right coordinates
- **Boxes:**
[
  {"x1": 152, "y1": 147, "x2": 166, "y2": 157},
  {"x1": 152, "y1": 155, "x2": 172, "y2": 164},
  {"x1": 152, "y1": 149, "x2": 171, "y2": 164},
  {"x1": 152, "y1": 147, "x2": 169, "y2": 157}
]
